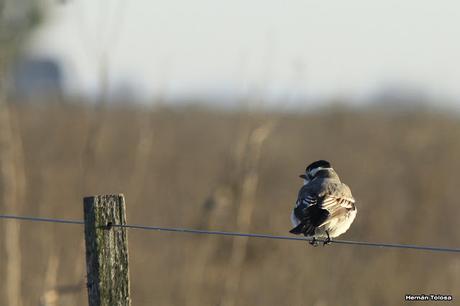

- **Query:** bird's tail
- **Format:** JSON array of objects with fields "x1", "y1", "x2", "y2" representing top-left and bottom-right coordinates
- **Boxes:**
[
  {"x1": 289, "y1": 206, "x2": 329, "y2": 236},
  {"x1": 289, "y1": 222, "x2": 316, "y2": 236}
]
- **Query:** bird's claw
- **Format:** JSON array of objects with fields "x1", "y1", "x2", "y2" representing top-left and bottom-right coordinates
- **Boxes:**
[
  {"x1": 322, "y1": 231, "x2": 331, "y2": 246},
  {"x1": 306, "y1": 231, "x2": 331, "y2": 247},
  {"x1": 308, "y1": 237, "x2": 320, "y2": 247}
]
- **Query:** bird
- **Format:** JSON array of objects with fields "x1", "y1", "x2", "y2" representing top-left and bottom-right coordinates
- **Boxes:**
[{"x1": 289, "y1": 160, "x2": 357, "y2": 246}]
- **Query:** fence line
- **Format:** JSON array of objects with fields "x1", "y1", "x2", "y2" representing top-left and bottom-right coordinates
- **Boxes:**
[{"x1": 1, "y1": 214, "x2": 460, "y2": 254}]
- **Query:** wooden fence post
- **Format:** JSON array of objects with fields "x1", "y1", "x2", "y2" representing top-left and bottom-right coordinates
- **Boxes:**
[{"x1": 83, "y1": 194, "x2": 131, "y2": 306}]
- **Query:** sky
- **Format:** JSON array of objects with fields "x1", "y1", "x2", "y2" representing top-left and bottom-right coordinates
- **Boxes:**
[{"x1": 27, "y1": 0, "x2": 460, "y2": 108}]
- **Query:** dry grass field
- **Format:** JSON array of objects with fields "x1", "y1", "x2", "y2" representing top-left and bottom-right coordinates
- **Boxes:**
[{"x1": 1, "y1": 102, "x2": 460, "y2": 305}]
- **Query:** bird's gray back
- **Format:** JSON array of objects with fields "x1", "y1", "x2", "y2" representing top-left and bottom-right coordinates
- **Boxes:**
[{"x1": 298, "y1": 178, "x2": 353, "y2": 203}]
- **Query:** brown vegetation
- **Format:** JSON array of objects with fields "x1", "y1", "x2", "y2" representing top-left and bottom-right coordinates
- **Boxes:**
[{"x1": 1, "y1": 103, "x2": 459, "y2": 305}]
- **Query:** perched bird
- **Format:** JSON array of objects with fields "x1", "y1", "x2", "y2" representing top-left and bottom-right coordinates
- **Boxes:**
[{"x1": 289, "y1": 160, "x2": 357, "y2": 246}]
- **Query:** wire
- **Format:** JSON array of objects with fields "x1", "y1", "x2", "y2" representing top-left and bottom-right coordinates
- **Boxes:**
[
  {"x1": 0, "y1": 214, "x2": 84, "y2": 225},
  {"x1": 1, "y1": 214, "x2": 460, "y2": 254}
]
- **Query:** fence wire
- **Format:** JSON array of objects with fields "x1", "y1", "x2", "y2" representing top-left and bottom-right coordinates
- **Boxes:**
[{"x1": 1, "y1": 214, "x2": 460, "y2": 254}]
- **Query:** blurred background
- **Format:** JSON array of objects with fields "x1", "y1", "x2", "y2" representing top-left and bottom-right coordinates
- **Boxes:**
[{"x1": 1, "y1": 0, "x2": 460, "y2": 305}]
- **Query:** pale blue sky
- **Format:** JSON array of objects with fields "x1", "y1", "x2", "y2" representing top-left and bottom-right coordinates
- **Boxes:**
[{"x1": 28, "y1": 0, "x2": 460, "y2": 107}]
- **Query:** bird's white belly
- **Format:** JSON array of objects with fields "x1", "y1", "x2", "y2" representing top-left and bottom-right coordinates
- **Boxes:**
[{"x1": 317, "y1": 209, "x2": 357, "y2": 238}]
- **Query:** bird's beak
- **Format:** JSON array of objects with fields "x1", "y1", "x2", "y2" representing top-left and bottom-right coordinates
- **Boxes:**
[{"x1": 299, "y1": 174, "x2": 307, "y2": 179}]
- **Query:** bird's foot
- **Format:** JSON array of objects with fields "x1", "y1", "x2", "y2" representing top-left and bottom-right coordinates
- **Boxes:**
[
  {"x1": 322, "y1": 231, "x2": 331, "y2": 246},
  {"x1": 308, "y1": 237, "x2": 320, "y2": 247}
]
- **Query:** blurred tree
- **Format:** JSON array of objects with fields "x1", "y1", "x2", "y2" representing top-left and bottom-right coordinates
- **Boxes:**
[
  {"x1": 0, "y1": 0, "x2": 43, "y2": 55},
  {"x1": 0, "y1": 0, "x2": 44, "y2": 95},
  {"x1": 0, "y1": 1, "x2": 44, "y2": 306}
]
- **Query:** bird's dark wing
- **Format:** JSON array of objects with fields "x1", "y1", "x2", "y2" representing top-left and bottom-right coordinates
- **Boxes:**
[{"x1": 290, "y1": 193, "x2": 330, "y2": 236}]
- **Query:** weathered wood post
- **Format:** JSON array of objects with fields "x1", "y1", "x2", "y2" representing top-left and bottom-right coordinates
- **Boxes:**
[{"x1": 83, "y1": 194, "x2": 131, "y2": 306}]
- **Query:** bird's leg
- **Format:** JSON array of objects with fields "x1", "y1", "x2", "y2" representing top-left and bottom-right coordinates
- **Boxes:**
[
  {"x1": 323, "y1": 231, "x2": 331, "y2": 246},
  {"x1": 308, "y1": 237, "x2": 319, "y2": 247}
]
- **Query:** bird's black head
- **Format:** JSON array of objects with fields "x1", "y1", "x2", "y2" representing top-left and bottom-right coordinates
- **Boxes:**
[
  {"x1": 306, "y1": 160, "x2": 331, "y2": 173},
  {"x1": 299, "y1": 160, "x2": 332, "y2": 180}
]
